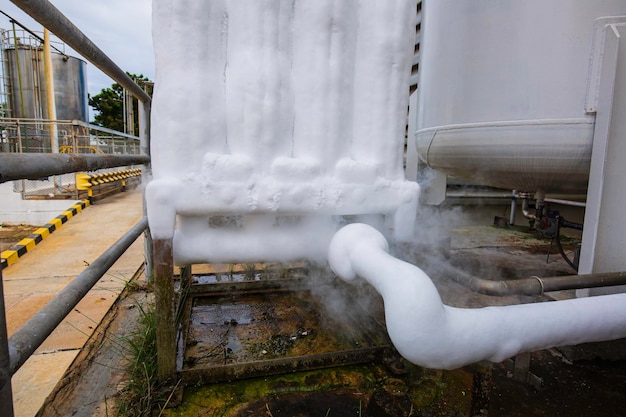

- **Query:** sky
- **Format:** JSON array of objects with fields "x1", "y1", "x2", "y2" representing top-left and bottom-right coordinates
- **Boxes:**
[{"x1": 1, "y1": 0, "x2": 154, "y2": 111}]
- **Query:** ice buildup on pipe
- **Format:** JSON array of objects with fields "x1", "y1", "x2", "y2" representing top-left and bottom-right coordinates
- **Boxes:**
[
  {"x1": 329, "y1": 223, "x2": 626, "y2": 369},
  {"x1": 147, "y1": 0, "x2": 419, "y2": 264}
]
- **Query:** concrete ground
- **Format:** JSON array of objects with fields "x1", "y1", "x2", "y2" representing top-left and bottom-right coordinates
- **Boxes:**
[{"x1": 3, "y1": 188, "x2": 145, "y2": 417}]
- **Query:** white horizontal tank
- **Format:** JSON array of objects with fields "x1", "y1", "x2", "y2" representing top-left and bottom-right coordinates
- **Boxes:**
[{"x1": 415, "y1": 0, "x2": 626, "y2": 193}]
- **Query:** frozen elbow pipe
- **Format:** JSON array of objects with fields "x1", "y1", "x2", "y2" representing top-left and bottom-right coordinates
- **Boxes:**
[{"x1": 328, "y1": 223, "x2": 626, "y2": 369}]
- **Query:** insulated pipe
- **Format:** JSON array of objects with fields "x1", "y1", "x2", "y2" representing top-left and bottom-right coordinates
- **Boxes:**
[
  {"x1": 328, "y1": 224, "x2": 626, "y2": 369},
  {"x1": 0, "y1": 153, "x2": 150, "y2": 183},
  {"x1": 10, "y1": 0, "x2": 151, "y2": 103}
]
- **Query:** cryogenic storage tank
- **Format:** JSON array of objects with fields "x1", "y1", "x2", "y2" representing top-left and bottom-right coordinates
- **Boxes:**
[
  {"x1": 415, "y1": 0, "x2": 626, "y2": 194},
  {"x1": 4, "y1": 46, "x2": 88, "y2": 121}
]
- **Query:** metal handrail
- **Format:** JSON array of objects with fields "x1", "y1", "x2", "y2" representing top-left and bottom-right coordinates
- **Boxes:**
[
  {"x1": 1, "y1": 3, "x2": 153, "y2": 415},
  {"x1": 0, "y1": 153, "x2": 150, "y2": 183},
  {"x1": 0, "y1": 218, "x2": 148, "y2": 417},
  {"x1": 7, "y1": 217, "x2": 148, "y2": 374}
]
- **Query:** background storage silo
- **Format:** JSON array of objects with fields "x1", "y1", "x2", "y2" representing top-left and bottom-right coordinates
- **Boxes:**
[
  {"x1": 415, "y1": 0, "x2": 626, "y2": 194},
  {"x1": 4, "y1": 44, "x2": 88, "y2": 122}
]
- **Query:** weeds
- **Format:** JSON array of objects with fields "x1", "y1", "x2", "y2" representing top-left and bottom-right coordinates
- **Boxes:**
[{"x1": 116, "y1": 302, "x2": 176, "y2": 416}]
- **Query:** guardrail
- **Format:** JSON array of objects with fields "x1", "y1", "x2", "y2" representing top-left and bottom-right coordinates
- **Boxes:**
[
  {"x1": 76, "y1": 168, "x2": 142, "y2": 201},
  {"x1": 0, "y1": 118, "x2": 144, "y2": 199},
  {"x1": 0, "y1": 118, "x2": 141, "y2": 155},
  {"x1": 2, "y1": 1, "x2": 153, "y2": 415}
]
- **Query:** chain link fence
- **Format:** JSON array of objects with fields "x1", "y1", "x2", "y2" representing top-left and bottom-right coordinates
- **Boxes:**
[{"x1": 1, "y1": 118, "x2": 141, "y2": 199}]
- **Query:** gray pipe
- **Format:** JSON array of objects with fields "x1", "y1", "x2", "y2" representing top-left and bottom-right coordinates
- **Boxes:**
[
  {"x1": 0, "y1": 153, "x2": 150, "y2": 183},
  {"x1": 10, "y1": 0, "x2": 151, "y2": 103},
  {"x1": 8, "y1": 218, "x2": 148, "y2": 375},
  {"x1": 521, "y1": 198, "x2": 537, "y2": 220},
  {"x1": 451, "y1": 269, "x2": 626, "y2": 296}
]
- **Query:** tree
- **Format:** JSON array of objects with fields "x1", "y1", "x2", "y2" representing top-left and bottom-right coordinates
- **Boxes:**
[{"x1": 88, "y1": 73, "x2": 153, "y2": 136}]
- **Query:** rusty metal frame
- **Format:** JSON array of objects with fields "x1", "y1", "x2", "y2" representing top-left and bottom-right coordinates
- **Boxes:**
[{"x1": 175, "y1": 272, "x2": 392, "y2": 386}]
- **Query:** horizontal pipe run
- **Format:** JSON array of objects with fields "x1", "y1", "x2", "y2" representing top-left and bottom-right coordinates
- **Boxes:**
[
  {"x1": 0, "y1": 153, "x2": 150, "y2": 183},
  {"x1": 329, "y1": 224, "x2": 626, "y2": 369},
  {"x1": 445, "y1": 191, "x2": 515, "y2": 199},
  {"x1": 450, "y1": 269, "x2": 626, "y2": 296},
  {"x1": 544, "y1": 197, "x2": 586, "y2": 208},
  {"x1": 10, "y1": 0, "x2": 151, "y2": 103},
  {"x1": 8, "y1": 218, "x2": 148, "y2": 375}
]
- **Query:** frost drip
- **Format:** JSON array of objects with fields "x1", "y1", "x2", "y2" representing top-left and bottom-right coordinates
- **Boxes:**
[
  {"x1": 329, "y1": 224, "x2": 626, "y2": 369},
  {"x1": 147, "y1": 0, "x2": 419, "y2": 264}
]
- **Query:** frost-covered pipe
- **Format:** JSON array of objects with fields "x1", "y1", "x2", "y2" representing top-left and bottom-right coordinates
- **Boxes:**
[{"x1": 328, "y1": 223, "x2": 626, "y2": 369}]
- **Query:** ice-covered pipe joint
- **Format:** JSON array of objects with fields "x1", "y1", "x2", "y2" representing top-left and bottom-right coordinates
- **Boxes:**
[
  {"x1": 329, "y1": 224, "x2": 626, "y2": 369},
  {"x1": 146, "y1": 0, "x2": 419, "y2": 264}
]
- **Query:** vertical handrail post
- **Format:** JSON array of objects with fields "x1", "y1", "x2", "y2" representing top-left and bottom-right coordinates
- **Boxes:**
[{"x1": 0, "y1": 268, "x2": 15, "y2": 417}]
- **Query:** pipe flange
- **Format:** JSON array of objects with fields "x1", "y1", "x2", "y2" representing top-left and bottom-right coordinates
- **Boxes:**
[{"x1": 530, "y1": 275, "x2": 545, "y2": 295}]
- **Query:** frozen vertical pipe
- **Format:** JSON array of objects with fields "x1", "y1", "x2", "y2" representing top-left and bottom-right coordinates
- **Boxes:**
[
  {"x1": 151, "y1": 0, "x2": 227, "y2": 177},
  {"x1": 292, "y1": 0, "x2": 356, "y2": 173},
  {"x1": 352, "y1": 1, "x2": 417, "y2": 179},
  {"x1": 329, "y1": 224, "x2": 626, "y2": 369},
  {"x1": 225, "y1": 2, "x2": 255, "y2": 160},
  {"x1": 226, "y1": 1, "x2": 287, "y2": 172},
  {"x1": 291, "y1": 1, "x2": 332, "y2": 170},
  {"x1": 276, "y1": 0, "x2": 296, "y2": 162}
]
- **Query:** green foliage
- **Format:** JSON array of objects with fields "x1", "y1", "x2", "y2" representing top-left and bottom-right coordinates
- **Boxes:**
[
  {"x1": 117, "y1": 302, "x2": 176, "y2": 417},
  {"x1": 88, "y1": 73, "x2": 153, "y2": 136}
]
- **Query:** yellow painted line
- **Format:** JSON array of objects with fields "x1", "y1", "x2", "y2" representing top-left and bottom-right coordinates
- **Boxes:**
[
  {"x1": 1, "y1": 250, "x2": 19, "y2": 266},
  {"x1": 34, "y1": 227, "x2": 50, "y2": 239},
  {"x1": 16, "y1": 238, "x2": 36, "y2": 251},
  {"x1": 62, "y1": 210, "x2": 74, "y2": 219},
  {"x1": 71, "y1": 204, "x2": 83, "y2": 213},
  {"x1": 50, "y1": 217, "x2": 63, "y2": 229}
]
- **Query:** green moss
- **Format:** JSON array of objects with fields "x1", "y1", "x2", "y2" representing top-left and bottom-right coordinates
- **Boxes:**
[
  {"x1": 162, "y1": 359, "x2": 477, "y2": 417},
  {"x1": 162, "y1": 365, "x2": 376, "y2": 416}
]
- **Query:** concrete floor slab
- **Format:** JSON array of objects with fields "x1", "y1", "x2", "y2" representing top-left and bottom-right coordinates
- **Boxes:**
[
  {"x1": 12, "y1": 351, "x2": 79, "y2": 417},
  {"x1": 2, "y1": 188, "x2": 146, "y2": 417},
  {"x1": 6, "y1": 293, "x2": 56, "y2": 334}
]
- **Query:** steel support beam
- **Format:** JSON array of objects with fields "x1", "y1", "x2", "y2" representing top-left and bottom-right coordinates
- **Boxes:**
[
  {"x1": 8, "y1": 218, "x2": 148, "y2": 375},
  {"x1": 9, "y1": 0, "x2": 151, "y2": 103},
  {"x1": 154, "y1": 238, "x2": 176, "y2": 382},
  {"x1": 0, "y1": 153, "x2": 150, "y2": 183}
]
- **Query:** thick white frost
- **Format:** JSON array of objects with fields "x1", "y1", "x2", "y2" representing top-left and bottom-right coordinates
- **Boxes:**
[
  {"x1": 329, "y1": 224, "x2": 626, "y2": 369},
  {"x1": 147, "y1": 0, "x2": 419, "y2": 264}
]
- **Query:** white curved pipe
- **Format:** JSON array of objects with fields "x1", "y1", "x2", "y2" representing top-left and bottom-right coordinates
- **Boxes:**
[{"x1": 328, "y1": 223, "x2": 626, "y2": 369}]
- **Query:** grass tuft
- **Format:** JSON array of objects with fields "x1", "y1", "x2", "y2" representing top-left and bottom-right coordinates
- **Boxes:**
[{"x1": 116, "y1": 302, "x2": 176, "y2": 416}]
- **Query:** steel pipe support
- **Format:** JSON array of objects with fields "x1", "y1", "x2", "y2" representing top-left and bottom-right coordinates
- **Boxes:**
[
  {"x1": 0, "y1": 153, "x2": 150, "y2": 183},
  {"x1": 10, "y1": 0, "x2": 151, "y2": 103},
  {"x1": 7, "y1": 218, "x2": 148, "y2": 375}
]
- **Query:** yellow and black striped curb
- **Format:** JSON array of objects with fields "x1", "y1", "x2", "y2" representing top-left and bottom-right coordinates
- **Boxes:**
[{"x1": 1, "y1": 200, "x2": 90, "y2": 270}]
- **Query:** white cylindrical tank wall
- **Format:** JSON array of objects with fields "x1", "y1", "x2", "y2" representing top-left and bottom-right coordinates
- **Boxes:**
[{"x1": 415, "y1": 0, "x2": 626, "y2": 194}]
